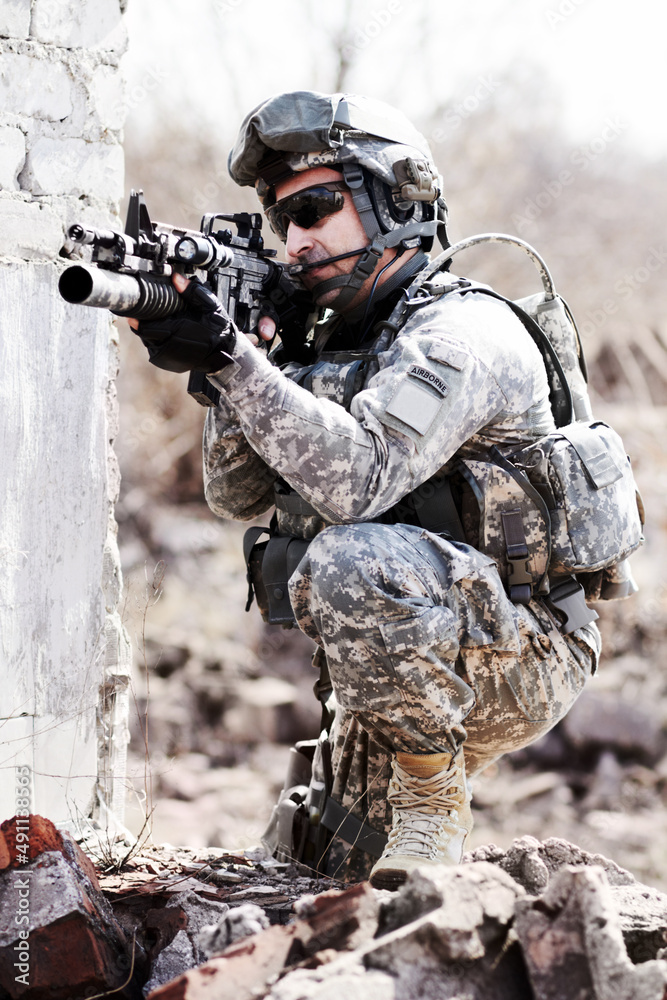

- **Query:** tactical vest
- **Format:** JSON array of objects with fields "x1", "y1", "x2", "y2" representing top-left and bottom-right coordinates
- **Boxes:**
[{"x1": 244, "y1": 236, "x2": 644, "y2": 633}]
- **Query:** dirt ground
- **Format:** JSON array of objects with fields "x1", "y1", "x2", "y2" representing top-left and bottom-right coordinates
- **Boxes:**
[{"x1": 118, "y1": 400, "x2": 667, "y2": 893}]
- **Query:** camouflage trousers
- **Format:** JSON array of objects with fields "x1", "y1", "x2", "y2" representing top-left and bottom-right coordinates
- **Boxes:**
[{"x1": 288, "y1": 522, "x2": 600, "y2": 881}]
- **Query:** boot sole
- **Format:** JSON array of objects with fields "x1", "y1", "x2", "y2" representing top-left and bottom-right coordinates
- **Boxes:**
[{"x1": 369, "y1": 867, "x2": 408, "y2": 891}]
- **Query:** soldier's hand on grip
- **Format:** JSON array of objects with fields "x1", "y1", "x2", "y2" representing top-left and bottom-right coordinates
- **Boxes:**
[{"x1": 134, "y1": 276, "x2": 237, "y2": 374}]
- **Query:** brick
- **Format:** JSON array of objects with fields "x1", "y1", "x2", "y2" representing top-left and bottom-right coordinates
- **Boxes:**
[
  {"x1": 0, "y1": 51, "x2": 73, "y2": 121},
  {"x1": 21, "y1": 136, "x2": 124, "y2": 201},
  {"x1": 0, "y1": 849, "x2": 136, "y2": 1000},
  {"x1": 0, "y1": 831, "x2": 10, "y2": 869},
  {"x1": 0, "y1": 815, "x2": 64, "y2": 866},
  {"x1": 0, "y1": 0, "x2": 31, "y2": 38},
  {"x1": 30, "y1": 0, "x2": 127, "y2": 52},
  {"x1": 0, "y1": 126, "x2": 25, "y2": 190},
  {"x1": 0, "y1": 194, "x2": 64, "y2": 259}
]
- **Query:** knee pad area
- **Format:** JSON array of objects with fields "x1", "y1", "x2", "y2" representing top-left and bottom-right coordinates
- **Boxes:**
[{"x1": 303, "y1": 523, "x2": 438, "y2": 611}]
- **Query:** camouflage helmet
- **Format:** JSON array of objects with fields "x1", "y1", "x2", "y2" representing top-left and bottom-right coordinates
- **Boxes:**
[{"x1": 228, "y1": 91, "x2": 448, "y2": 253}]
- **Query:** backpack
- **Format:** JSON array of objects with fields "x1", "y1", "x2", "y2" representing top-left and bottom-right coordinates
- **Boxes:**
[{"x1": 429, "y1": 234, "x2": 644, "y2": 609}]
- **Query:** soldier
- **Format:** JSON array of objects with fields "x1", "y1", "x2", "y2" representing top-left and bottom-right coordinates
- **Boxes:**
[{"x1": 132, "y1": 92, "x2": 601, "y2": 890}]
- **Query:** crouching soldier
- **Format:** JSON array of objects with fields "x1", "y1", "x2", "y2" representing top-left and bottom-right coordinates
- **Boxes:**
[{"x1": 132, "y1": 92, "x2": 643, "y2": 889}]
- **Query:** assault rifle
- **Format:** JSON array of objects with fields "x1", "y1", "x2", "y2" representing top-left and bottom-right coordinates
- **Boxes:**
[{"x1": 59, "y1": 190, "x2": 311, "y2": 407}]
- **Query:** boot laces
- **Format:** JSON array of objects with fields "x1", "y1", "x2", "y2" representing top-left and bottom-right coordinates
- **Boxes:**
[{"x1": 384, "y1": 761, "x2": 464, "y2": 858}]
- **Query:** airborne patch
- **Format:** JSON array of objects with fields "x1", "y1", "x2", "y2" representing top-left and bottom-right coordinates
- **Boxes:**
[{"x1": 408, "y1": 365, "x2": 449, "y2": 396}]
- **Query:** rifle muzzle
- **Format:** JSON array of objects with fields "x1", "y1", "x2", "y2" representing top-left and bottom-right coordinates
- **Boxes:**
[{"x1": 58, "y1": 265, "x2": 185, "y2": 320}]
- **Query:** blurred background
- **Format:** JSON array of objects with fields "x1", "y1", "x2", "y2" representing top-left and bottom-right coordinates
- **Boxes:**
[{"x1": 116, "y1": 0, "x2": 667, "y2": 887}]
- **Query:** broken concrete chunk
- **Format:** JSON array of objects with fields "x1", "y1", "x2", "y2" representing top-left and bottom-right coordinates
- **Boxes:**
[
  {"x1": 612, "y1": 882, "x2": 667, "y2": 964},
  {"x1": 465, "y1": 834, "x2": 636, "y2": 893},
  {"x1": 373, "y1": 862, "x2": 524, "y2": 963},
  {"x1": 198, "y1": 903, "x2": 270, "y2": 959},
  {"x1": 515, "y1": 865, "x2": 667, "y2": 1000}
]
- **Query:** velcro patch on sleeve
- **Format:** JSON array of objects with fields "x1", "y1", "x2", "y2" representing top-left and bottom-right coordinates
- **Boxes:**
[
  {"x1": 384, "y1": 379, "x2": 443, "y2": 435},
  {"x1": 426, "y1": 342, "x2": 467, "y2": 370}
]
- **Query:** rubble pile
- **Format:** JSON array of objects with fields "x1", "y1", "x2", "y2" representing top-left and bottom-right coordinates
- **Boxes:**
[
  {"x1": 4, "y1": 818, "x2": 667, "y2": 999},
  {"x1": 144, "y1": 839, "x2": 667, "y2": 1000}
]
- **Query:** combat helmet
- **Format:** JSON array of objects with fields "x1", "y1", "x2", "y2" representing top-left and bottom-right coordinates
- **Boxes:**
[{"x1": 228, "y1": 91, "x2": 449, "y2": 310}]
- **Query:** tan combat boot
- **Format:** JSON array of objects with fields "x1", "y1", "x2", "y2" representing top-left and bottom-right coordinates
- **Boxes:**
[{"x1": 369, "y1": 749, "x2": 472, "y2": 891}]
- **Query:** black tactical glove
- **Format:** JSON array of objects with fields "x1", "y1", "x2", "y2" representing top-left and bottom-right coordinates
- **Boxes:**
[{"x1": 135, "y1": 278, "x2": 236, "y2": 373}]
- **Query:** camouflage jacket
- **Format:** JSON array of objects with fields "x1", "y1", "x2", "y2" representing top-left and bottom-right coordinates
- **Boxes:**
[{"x1": 202, "y1": 266, "x2": 555, "y2": 536}]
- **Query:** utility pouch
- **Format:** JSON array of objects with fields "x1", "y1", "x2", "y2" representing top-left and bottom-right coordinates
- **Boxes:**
[
  {"x1": 514, "y1": 420, "x2": 645, "y2": 576},
  {"x1": 260, "y1": 739, "x2": 317, "y2": 864},
  {"x1": 243, "y1": 524, "x2": 311, "y2": 626},
  {"x1": 457, "y1": 421, "x2": 644, "y2": 610}
]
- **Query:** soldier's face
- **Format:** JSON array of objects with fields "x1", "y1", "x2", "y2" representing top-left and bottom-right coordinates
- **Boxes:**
[{"x1": 273, "y1": 167, "x2": 401, "y2": 313}]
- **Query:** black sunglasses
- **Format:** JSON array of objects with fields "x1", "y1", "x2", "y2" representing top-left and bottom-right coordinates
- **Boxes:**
[{"x1": 265, "y1": 181, "x2": 347, "y2": 242}]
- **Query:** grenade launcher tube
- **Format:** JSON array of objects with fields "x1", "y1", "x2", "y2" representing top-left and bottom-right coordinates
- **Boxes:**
[{"x1": 58, "y1": 264, "x2": 186, "y2": 320}]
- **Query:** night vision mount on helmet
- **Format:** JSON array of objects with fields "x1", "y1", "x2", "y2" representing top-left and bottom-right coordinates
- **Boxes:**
[{"x1": 228, "y1": 91, "x2": 450, "y2": 311}]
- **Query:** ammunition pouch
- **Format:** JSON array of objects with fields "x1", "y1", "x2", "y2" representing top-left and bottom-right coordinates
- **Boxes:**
[{"x1": 512, "y1": 420, "x2": 644, "y2": 577}]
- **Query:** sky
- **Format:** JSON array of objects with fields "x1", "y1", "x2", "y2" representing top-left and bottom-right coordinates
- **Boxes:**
[{"x1": 120, "y1": 0, "x2": 667, "y2": 161}]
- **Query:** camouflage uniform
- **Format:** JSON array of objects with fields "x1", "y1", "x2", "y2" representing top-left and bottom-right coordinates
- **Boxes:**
[{"x1": 204, "y1": 272, "x2": 600, "y2": 880}]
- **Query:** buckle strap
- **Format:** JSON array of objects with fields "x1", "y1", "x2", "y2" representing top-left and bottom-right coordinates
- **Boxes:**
[
  {"x1": 321, "y1": 797, "x2": 388, "y2": 858},
  {"x1": 312, "y1": 647, "x2": 335, "y2": 733},
  {"x1": 243, "y1": 525, "x2": 270, "y2": 612},
  {"x1": 500, "y1": 508, "x2": 533, "y2": 604},
  {"x1": 545, "y1": 575, "x2": 599, "y2": 633},
  {"x1": 489, "y1": 445, "x2": 552, "y2": 597}
]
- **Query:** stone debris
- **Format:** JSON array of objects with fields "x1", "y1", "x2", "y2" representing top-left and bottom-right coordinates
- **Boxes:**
[
  {"x1": 146, "y1": 882, "x2": 379, "y2": 1000},
  {"x1": 141, "y1": 889, "x2": 231, "y2": 997},
  {"x1": 4, "y1": 819, "x2": 667, "y2": 999},
  {"x1": 515, "y1": 866, "x2": 667, "y2": 1000},
  {"x1": 197, "y1": 903, "x2": 270, "y2": 959},
  {"x1": 136, "y1": 837, "x2": 667, "y2": 1000},
  {"x1": 562, "y1": 689, "x2": 665, "y2": 762},
  {"x1": 0, "y1": 815, "x2": 139, "y2": 1000}
]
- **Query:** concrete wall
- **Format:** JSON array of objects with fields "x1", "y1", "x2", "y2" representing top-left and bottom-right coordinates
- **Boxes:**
[{"x1": 0, "y1": 0, "x2": 131, "y2": 831}]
